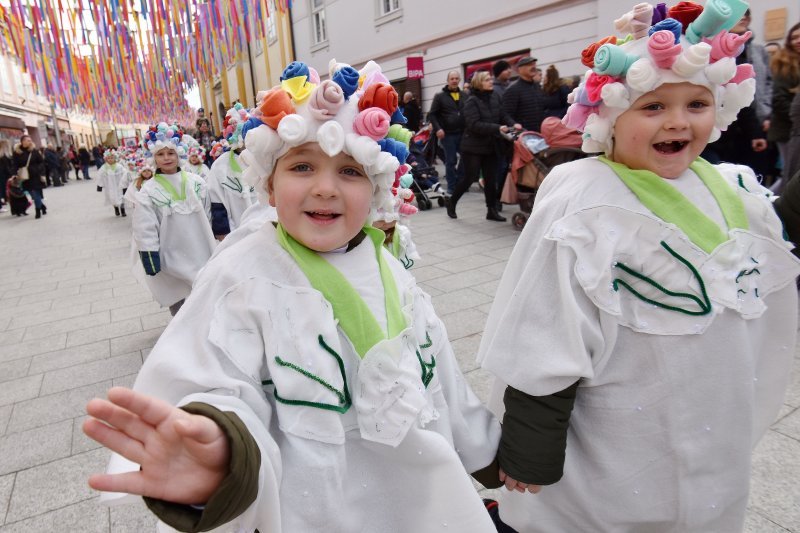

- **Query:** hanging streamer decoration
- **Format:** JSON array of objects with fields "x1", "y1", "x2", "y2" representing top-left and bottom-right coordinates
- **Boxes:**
[{"x1": 0, "y1": 0, "x2": 290, "y2": 124}]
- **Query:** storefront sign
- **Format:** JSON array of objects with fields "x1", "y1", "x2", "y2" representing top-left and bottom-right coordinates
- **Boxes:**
[{"x1": 407, "y1": 56, "x2": 424, "y2": 79}]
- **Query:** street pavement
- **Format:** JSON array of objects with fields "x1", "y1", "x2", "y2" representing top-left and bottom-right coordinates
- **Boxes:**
[{"x1": 0, "y1": 167, "x2": 798, "y2": 532}]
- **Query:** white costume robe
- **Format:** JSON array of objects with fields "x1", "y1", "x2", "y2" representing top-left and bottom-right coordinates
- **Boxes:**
[
  {"x1": 98, "y1": 163, "x2": 130, "y2": 207},
  {"x1": 207, "y1": 151, "x2": 257, "y2": 232},
  {"x1": 185, "y1": 162, "x2": 209, "y2": 180},
  {"x1": 127, "y1": 223, "x2": 500, "y2": 532},
  {"x1": 478, "y1": 158, "x2": 800, "y2": 532},
  {"x1": 131, "y1": 171, "x2": 216, "y2": 307}
]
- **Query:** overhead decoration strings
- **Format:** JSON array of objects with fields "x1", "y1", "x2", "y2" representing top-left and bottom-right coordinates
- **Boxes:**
[{"x1": 0, "y1": 0, "x2": 292, "y2": 124}]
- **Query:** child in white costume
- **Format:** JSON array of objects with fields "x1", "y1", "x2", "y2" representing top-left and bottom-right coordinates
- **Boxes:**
[
  {"x1": 97, "y1": 149, "x2": 130, "y2": 217},
  {"x1": 132, "y1": 123, "x2": 216, "y2": 315},
  {"x1": 185, "y1": 146, "x2": 209, "y2": 180},
  {"x1": 84, "y1": 59, "x2": 502, "y2": 533},
  {"x1": 207, "y1": 103, "x2": 259, "y2": 239},
  {"x1": 477, "y1": 1, "x2": 800, "y2": 532}
]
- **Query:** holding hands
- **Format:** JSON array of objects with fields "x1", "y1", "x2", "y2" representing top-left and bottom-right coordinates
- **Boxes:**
[{"x1": 83, "y1": 387, "x2": 230, "y2": 505}]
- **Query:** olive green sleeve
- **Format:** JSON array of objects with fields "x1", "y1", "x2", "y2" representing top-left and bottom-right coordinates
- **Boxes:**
[
  {"x1": 143, "y1": 402, "x2": 262, "y2": 532},
  {"x1": 470, "y1": 457, "x2": 503, "y2": 489},
  {"x1": 498, "y1": 382, "x2": 579, "y2": 486},
  {"x1": 774, "y1": 173, "x2": 800, "y2": 258}
]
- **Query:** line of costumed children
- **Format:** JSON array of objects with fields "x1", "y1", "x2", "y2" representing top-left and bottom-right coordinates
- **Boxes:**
[
  {"x1": 206, "y1": 103, "x2": 260, "y2": 240},
  {"x1": 97, "y1": 148, "x2": 131, "y2": 217},
  {"x1": 131, "y1": 124, "x2": 216, "y2": 315},
  {"x1": 477, "y1": 0, "x2": 800, "y2": 531},
  {"x1": 83, "y1": 58, "x2": 502, "y2": 533}
]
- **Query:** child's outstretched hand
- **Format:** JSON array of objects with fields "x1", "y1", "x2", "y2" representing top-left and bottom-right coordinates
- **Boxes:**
[
  {"x1": 499, "y1": 467, "x2": 542, "y2": 494},
  {"x1": 83, "y1": 387, "x2": 230, "y2": 505}
]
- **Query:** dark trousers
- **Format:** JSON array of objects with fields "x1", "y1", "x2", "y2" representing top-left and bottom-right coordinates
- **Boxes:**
[
  {"x1": 450, "y1": 152, "x2": 499, "y2": 210},
  {"x1": 441, "y1": 132, "x2": 464, "y2": 194},
  {"x1": 81, "y1": 164, "x2": 90, "y2": 180},
  {"x1": 30, "y1": 189, "x2": 44, "y2": 209}
]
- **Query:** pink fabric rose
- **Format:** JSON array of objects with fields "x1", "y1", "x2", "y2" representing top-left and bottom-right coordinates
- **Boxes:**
[
  {"x1": 648, "y1": 30, "x2": 682, "y2": 68},
  {"x1": 707, "y1": 30, "x2": 751, "y2": 62},
  {"x1": 562, "y1": 103, "x2": 596, "y2": 132},
  {"x1": 308, "y1": 80, "x2": 345, "y2": 121},
  {"x1": 353, "y1": 108, "x2": 391, "y2": 140},
  {"x1": 585, "y1": 73, "x2": 618, "y2": 104},
  {"x1": 727, "y1": 64, "x2": 755, "y2": 85}
]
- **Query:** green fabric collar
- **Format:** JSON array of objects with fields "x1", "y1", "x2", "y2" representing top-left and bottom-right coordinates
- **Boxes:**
[
  {"x1": 276, "y1": 224, "x2": 406, "y2": 358},
  {"x1": 599, "y1": 156, "x2": 748, "y2": 253},
  {"x1": 229, "y1": 151, "x2": 242, "y2": 174},
  {"x1": 153, "y1": 171, "x2": 188, "y2": 202}
]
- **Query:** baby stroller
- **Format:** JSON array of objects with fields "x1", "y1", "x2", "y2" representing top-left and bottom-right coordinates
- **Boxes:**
[
  {"x1": 408, "y1": 129, "x2": 446, "y2": 210},
  {"x1": 502, "y1": 117, "x2": 587, "y2": 230}
]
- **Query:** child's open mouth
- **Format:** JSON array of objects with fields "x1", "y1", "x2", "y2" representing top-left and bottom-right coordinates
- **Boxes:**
[
  {"x1": 653, "y1": 141, "x2": 688, "y2": 154},
  {"x1": 306, "y1": 210, "x2": 341, "y2": 222}
]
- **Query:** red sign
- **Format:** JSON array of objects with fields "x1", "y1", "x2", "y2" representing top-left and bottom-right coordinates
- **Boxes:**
[{"x1": 406, "y1": 56, "x2": 424, "y2": 79}]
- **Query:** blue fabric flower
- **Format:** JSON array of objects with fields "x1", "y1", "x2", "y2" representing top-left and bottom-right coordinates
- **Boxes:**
[
  {"x1": 649, "y1": 18, "x2": 682, "y2": 43},
  {"x1": 390, "y1": 108, "x2": 407, "y2": 124},
  {"x1": 241, "y1": 117, "x2": 264, "y2": 142},
  {"x1": 378, "y1": 138, "x2": 409, "y2": 164},
  {"x1": 332, "y1": 66, "x2": 360, "y2": 100},
  {"x1": 280, "y1": 61, "x2": 310, "y2": 82}
]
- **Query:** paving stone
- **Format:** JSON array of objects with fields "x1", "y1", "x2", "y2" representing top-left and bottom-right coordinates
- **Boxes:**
[
  {"x1": 431, "y1": 287, "x2": 493, "y2": 316},
  {"x1": 0, "y1": 358, "x2": 31, "y2": 385},
  {"x1": 0, "y1": 329, "x2": 25, "y2": 346},
  {"x1": 434, "y1": 254, "x2": 501, "y2": 274},
  {"x1": 112, "y1": 373, "x2": 138, "y2": 389},
  {"x1": 110, "y1": 498, "x2": 159, "y2": 532},
  {"x1": 110, "y1": 301, "x2": 162, "y2": 323},
  {"x1": 57, "y1": 270, "x2": 113, "y2": 289},
  {"x1": 473, "y1": 279, "x2": 501, "y2": 298},
  {"x1": 0, "y1": 420, "x2": 72, "y2": 475},
  {"x1": 90, "y1": 292, "x2": 153, "y2": 313},
  {"x1": 0, "y1": 405, "x2": 11, "y2": 436},
  {"x1": 0, "y1": 300, "x2": 52, "y2": 321},
  {"x1": 23, "y1": 312, "x2": 111, "y2": 342},
  {"x1": 65, "y1": 319, "x2": 142, "y2": 348},
  {"x1": 28, "y1": 341, "x2": 111, "y2": 375},
  {"x1": 40, "y1": 352, "x2": 143, "y2": 395},
  {"x1": 8, "y1": 303, "x2": 92, "y2": 331},
  {"x1": 441, "y1": 308, "x2": 488, "y2": 340},
  {"x1": 0, "y1": 375, "x2": 42, "y2": 408},
  {"x1": 80, "y1": 277, "x2": 135, "y2": 295},
  {"x1": 463, "y1": 367, "x2": 494, "y2": 406},
  {"x1": 6, "y1": 381, "x2": 113, "y2": 434},
  {"x1": 0, "y1": 316, "x2": 10, "y2": 331},
  {"x1": 1, "y1": 282, "x2": 59, "y2": 300},
  {"x1": 425, "y1": 268, "x2": 495, "y2": 293},
  {"x1": 72, "y1": 416, "x2": 102, "y2": 455},
  {"x1": 0, "y1": 334, "x2": 67, "y2": 364},
  {"x1": 139, "y1": 311, "x2": 171, "y2": 331},
  {"x1": 23, "y1": 267, "x2": 87, "y2": 287},
  {"x1": 0, "y1": 473, "x2": 13, "y2": 526},
  {"x1": 451, "y1": 333, "x2": 483, "y2": 374},
  {"x1": 749, "y1": 430, "x2": 800, "y2": 532},
  {"x1": 109, "y1": 328, "x2": 165, "y2": 357},
  {"x1": 1, "y1": 493, "x2": 108, "y2": 532},
  {"x1": 50, "y1": 288, "x2": 115, "y2": 309},
  {"x1": 112, "y1": 283, "x2": 148, "y2": 298},
  {"x1": 23, "y1": 285, "x2": 81, "y2": 305},
  {"x1": 744, "y1": 509, "x2": 793, "y2": 532},
  {"x1": 774, "y1": 407, "x2": 800, "y2": 441},
  {"x1": 408, "y1": 265, "x2": 452, "y2": 283}
]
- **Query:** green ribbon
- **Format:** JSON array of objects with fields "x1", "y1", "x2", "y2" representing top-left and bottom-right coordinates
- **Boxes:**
[
  {"x1": 229, "y1": 150, "x2": 242, "y2": 173},
  {"x1": 153, "y1": 171, "x2": 188, "y2": 202},
  {"x1": 276, "y1": 224, "x2": 406, "y2": 358},
  {"x1": 600, "y1": 156, "x2": 748, "y2": 253}
]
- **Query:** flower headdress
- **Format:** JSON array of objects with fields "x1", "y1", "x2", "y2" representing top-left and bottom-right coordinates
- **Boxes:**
[
  {"x1": 563, "y1": 0, "x2": 754, "y2": 154},
  {"x1": 240, "y1": 59, "x2": 410, "y2": 220},
  {"x1": 143, "y1": 123, "x2": 188, "y2": 157},
  {"x1": 103, "y1": 148, "x2": 121, "y2": 161}
]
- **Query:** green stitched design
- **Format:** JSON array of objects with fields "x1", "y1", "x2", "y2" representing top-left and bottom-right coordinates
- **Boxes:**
[
  {"x1": 613, "y1": 241, "x2": 712, "y2": 316},
  {"x1": 272, "y1": 335, "x2": 352, "y2": 413},
  {"x1": 416, "y1": 350, "x2": 436, "y2": 388},
  {"x1": 401, "y1": 255, "x2": 414, "y2": 269},
  {"x1": 222, "y1": 176, "x2": 244, "y2": 193},
  {"x1": 735, "y1": 268, "x2": 760, "y2": 282},
  {"x1": 153, "y1": 172, "x2": 188, "y2": 202},
  {"x1": 148, "y1": 188, "x2": 173, "y2": 208},
  {"x1": 261, "y1": 379, "x2": 274, "y2": 386},
  {"x1": 419, "y1": 331, "x2": 432, "y2": 349},
  {"x1": 737, "y1": 174, "x2": 750, "y2": 192},
  {"x1": 194, "y1": 181, "x2": 202, "y2": 197}
]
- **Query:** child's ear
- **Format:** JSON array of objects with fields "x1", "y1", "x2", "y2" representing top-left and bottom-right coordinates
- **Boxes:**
[{"x1": 266, "y1": 174, "x2": 276, "y2": 207}]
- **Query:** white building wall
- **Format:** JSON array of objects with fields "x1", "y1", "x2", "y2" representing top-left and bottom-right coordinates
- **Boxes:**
[{"x1": 291, "y1": 0, "x2": 799, "y2": 115}]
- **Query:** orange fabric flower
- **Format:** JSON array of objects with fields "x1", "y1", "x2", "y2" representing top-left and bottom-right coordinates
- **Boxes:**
[
  {"x1": 358, "y1": 82, "x2": 398, "y2": 115},
  {"x1": 259, "y1": 88, "x2": 296, "y2": 130},
  {"x1": 581, "y1": 36, "x2": 618, "y2": 68},
  {"x1": 667, "y1": 2, "x2": 704, "y2": 32}
]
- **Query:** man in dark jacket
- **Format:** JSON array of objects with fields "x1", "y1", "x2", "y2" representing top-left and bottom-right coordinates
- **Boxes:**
[
  {"x1": 427, "y1": 70, "x2": 467, "y2": 194},
  {"x1": 502, "y1": 57, "x2": 546, "y2": 133},
  {"x1": 400, "y1": 92, "x2": 422, "y2": 133},
  {"x1": 44, "y1": 144, "x2": 63, "y2": 186}
]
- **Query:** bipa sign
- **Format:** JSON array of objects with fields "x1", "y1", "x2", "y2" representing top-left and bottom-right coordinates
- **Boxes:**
[{"x1": 406, "y1": 56, "x2": 424, "y2": 79}]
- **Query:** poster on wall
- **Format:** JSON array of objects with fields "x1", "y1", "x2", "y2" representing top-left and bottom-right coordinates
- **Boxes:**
[{"x1": 123, "y1": 137, "x2": 138, "y2": 148}]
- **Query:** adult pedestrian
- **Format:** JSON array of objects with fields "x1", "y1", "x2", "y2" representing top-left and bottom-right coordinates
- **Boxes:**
[
  {"x1": 768, "y1": 22, "x2": 800, "y2": 176},
  {"x1": 67, "y1": 144, "x2": 80, "y2": 180},
  {"x1": 0, "y1": 139, "x2": 13, "y2": 212},
  {"x1": 78, "y1": 146, "x2": 92, "y2": 180},
  {"x1": 44, "y1": 143, "x2": 63, "y2": 186},
  {"x1": 784, "y1": 91, "x2": 800, "y2": 181},
  {"x1": 92, "y1": 145, "x2": 103, "y2": 169},
  {"x1": 400, "y1": 92, "x2": 422, "y2": 132},
  {"x1": 446, "y1": 71, "x2": 519, "y2": 222},
  {"x1": 503, "y1": 56, "x2": 546, "y2": 133},
  {"x1": 428, "y1": 70, "x2": 467, "y2": 194},
  {"x1": 492, "y1": 60, "x2": 513, "y2": 100},
  {"x1": 541, "y1": 65, "x2": 570, "y2": 119},
  {"x1": 13, "y1": 135, "x2": 47, "y2": 218}
]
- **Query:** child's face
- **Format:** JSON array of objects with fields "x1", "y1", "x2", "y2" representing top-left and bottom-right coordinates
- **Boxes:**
[
  {"x1": 189, "y1": 154, "x2": 202, "y2": 164},
  {"x1": 106, "y1": 156, "x2": 117, "y2": 165},
  {"x1": 141, "y1": 169, "x2": 153, "y2": 179},
  {"x1": 154, "y1": 149, "x2": 179, "y2": 172},
  {"x1": 268, "y1": 142, "x2": 373, "y2": 252},
  {"x1": 612, "y1": 82, "x2": 715, "y2": 179}
]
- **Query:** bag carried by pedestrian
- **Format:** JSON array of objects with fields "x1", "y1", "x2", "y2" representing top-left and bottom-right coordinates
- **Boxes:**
[{"x1": 17, "y1": 151, "x2": 32, "y2": 181}]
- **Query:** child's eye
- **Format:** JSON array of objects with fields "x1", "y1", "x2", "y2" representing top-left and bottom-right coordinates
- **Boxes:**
[
  {"x1": 289, "y1": 163, "x2": 312, "y2": 172},
  {"x1": 688, "y1": 100, "x2": 710, "y2": 109},
  {"x1": 641, "y1": 103, "x2": 663, "y2": 111},
  {"x1": 341, "y1": 167, "x2": 365, "y2": 177}
]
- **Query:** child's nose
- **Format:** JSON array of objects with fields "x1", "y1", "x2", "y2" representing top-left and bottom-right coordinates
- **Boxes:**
[
  {"x1": 311, "y1": 171, "x2": 339, "y2": 197},
  {"x1": 664, "y1": 109, "x2": 690, "y2": 129}
]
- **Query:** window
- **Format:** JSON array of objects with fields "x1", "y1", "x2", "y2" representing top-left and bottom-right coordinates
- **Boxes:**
[
  {"x1": 267, "y1": 0, "x2": 277, "y2": 44},
  {"x1": 311, "y1": 0, "x2": 327, "y2": 45},
  {"x1": 380, "y1": 0, "x2": 400, "y2": 15}
]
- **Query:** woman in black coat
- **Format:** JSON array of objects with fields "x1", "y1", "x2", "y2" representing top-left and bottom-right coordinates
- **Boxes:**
[
  {"x1": 0, "y1": 139, "x2": 14, "y2": 211},
  {"x1": 446, "y1": 71, "x2": 519, "y2": 221},
  {"x1": 13, "y1": 135, "x2": 48, "y2": 218}
]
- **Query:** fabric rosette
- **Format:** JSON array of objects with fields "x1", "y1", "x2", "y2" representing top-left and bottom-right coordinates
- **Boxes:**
[
  {"x1": 593, "y1": 44, "x2": 639, "y2": 77},
  {"x1": 672, "y1": 42, "x2": 712, "y2": 77},
  {"x1": 332, "y1": 65, "x2": 360, "y2": 100},
  {"x1": 648, "y1": 30, "x2": 682, "y2": 68},
  {"x1": 600, "y1": 82, "x2": 630, "y2": 108},
  {"x1": 281, "y1": 76, "x2": 316, "y2": 105},
  {"x1": 316, "y1": 120, "x2": 346, "y2": 157},
  {"x1": 259, "y1": 88, "x2": 296, "y2": 129},
  {"x1": 308, "y1": 80, "x2": 345, "y2": 121},
  {"x1": 705, "y1": 56, "x2": 737, "y2": 84},
  {"x1": 277, "y1": 114, "x2": 308, "y2": 146},
  {"x1": 585, "y1": 73, "x2": 619, "y2": 104},
  {"x1": 353, "y1": 108, "x2": 391, "y2": 141},
  {"x1": 358, "y1": 83, "x2": 399, "y2": 115},
  {"x1": 581, "y1": 36, "x2": 618, "y2": 68},
  {"x1": 625, "y1": 57, "x2": 661, "y2": 93},
  {"x1": 707, "y1": 30, "x2": 750, "y2": 62},
  {"x1": 667, "y1": 1, "x2": 704, "y2": 30},
  {"x1": 614, "y1": 3, "x2": 654, "y2": 40},
  {"x1": 649, "y1": 18, "x2": 683, "y2": 43},
  {"x1": 280, "y1": 61, "x2": 309, "y2": 81}
]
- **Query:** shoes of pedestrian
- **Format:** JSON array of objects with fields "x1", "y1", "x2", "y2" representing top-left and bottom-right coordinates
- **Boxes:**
[
  {"x1": 496, "y1": 202, "x2": 503, "y2": 212},
  {"x1": 445, "y1": 197, "x2": 457, "y2": 219},
  {"x1": 35, "y1": 208, "x2": 41, "y2": 219},
  {"x1": 486, "y1": 209, "x2": 506, "y2": 222},
  {"x1": 114, "y1": 206, "x2": 120, "y2": 216},
  {"x1": 41, "y1": 204, "x2": 47, "y2": 215},
  {"x1": 120, "y1": 206, "x2": 127, "y2": 217}
]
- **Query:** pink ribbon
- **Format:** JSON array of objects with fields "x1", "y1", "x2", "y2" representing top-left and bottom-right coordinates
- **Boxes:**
[
  {"x1": 648, "y1": 30, "x2": 682, "y2": 68},
  {"x1": 353, "y1": 108, "x2": 391, "y2": 140}
]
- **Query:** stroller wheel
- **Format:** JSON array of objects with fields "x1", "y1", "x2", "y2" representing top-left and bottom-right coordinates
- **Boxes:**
[
  {"x1": 417, "y1": 198, "x2": 431, "y2": 211},
  {"x1": 512, "y1": 212, "x2": 528, "y2": 231},
  {"x1": 437, "y1": 196, "x2": 446, "y2": 207}
]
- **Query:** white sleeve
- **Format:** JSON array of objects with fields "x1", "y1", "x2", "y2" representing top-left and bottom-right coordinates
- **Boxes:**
[{"x1": 131, "y1": 189, "x2": 161, "y2": 252}]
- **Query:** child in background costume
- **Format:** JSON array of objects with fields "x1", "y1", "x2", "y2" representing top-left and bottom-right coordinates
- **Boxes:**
[
  {"x1": 131, "y1": 123, "x2": 216, "y2": 316},
  {"x1": 97, "y1": 149, "x2": 130, "y2": 217},
  {"x1": 84, "y1": 58, "x2": 502, "y2": 533},
  {"x1": 206, "y1": 103, "x2": 260, "y2": 240},
  {"x1": 185, "y1": 145, "x2": 210, "y2": 179},
  {"x1": 477, "y1": 1, "x2": 800, "y2": 532}
]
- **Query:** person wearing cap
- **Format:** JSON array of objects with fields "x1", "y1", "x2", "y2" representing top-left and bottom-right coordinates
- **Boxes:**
[
  {"x1": 492, "y1": 60, "x2": 513, "y2": 100},
  {"x1": 96, "y1": 149, "x2": 130, "y2": 217},
  {"x1": 427, "y1": 70, "x2": 468, "y2": 194},
  {"x1": 84, "y1": 58, "x2": 502, "y2": 533},
  {"x1": 502, "y1": 56, "x2": 547, "y2": 133},
  {"x1": 399, "y1": 91, "x2": 422, "y2": 132},
  {"x1": 130, "y1": 123, "x2": 216, "y2": 316},
  {"x1": 478, "y1": 1, "x2": 799, "y2": 531}
]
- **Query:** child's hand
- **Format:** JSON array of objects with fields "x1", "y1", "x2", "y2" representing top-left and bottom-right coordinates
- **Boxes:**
[
  {"x1": 499, "y1": 467, "x2": 542, "y2": 494},
  {"x1": 83, "y1": 387, "x2": 230, "y2": 505}
]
